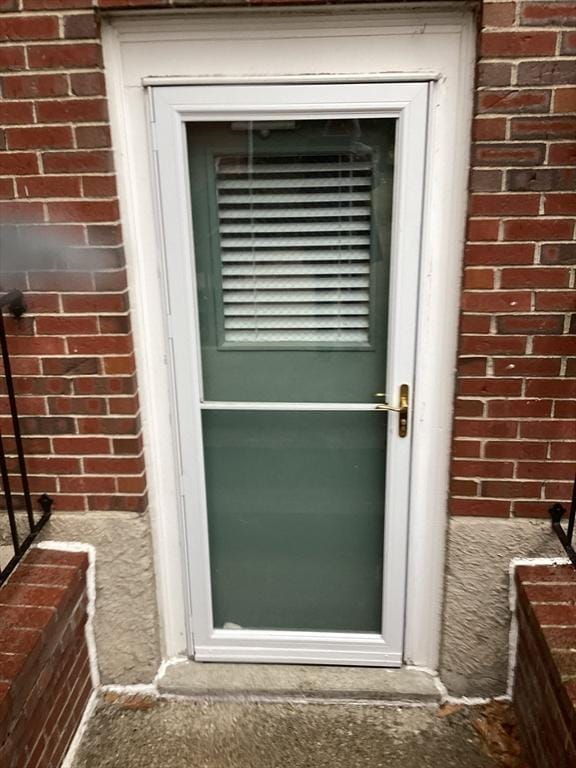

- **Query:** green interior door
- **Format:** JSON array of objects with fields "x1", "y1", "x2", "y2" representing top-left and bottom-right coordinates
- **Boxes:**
[{"x1": 187, "y1": 118, "x2": 396, "y2": 633}]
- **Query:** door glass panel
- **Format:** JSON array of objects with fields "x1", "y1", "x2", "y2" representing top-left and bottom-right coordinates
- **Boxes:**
[
  {"x1": 203, "y1": 410, "x2": 386, "y2": 633},
  {"x1": 187, "y1": 118, "x2": 395, "y2": 635},
  {"x1": 188, "y1": 118, "x2": 395, "y2": 403}
]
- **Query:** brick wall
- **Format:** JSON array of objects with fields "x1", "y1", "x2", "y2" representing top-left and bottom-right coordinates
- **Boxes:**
[
  {"x1": 513, "y1": 563, "x2": 576, "y2": 768},
  {"x1": 0, "y1": 548, "x2": 93, "y2": 768},
  {"x1": 0, "y1": 0, "x2": 574, "y2": 520},
  {"x1": 452, "y1": 0, "x2": 576, "y2": 519}
]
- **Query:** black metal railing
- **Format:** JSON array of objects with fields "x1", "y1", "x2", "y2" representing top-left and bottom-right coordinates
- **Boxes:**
[
  {"x1": 550, "y1": 474, "x2": 576, "y2": 569},
  {"x1": 0, "y1": 290, "x2": 53, "y2": 585}
]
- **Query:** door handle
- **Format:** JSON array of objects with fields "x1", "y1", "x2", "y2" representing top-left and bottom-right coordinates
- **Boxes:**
[{"x1": 373, "y1": 384, "x2": 410, "y2": 438}]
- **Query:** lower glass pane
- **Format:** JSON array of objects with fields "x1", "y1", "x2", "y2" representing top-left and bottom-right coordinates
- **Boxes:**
[{"x1": 202, "y1": 410, "x2": 386, "y2": 633}]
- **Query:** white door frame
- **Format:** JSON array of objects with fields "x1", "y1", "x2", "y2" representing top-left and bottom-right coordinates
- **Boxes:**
[
  {"x1": 101, "y1": 7, "x2": 475, "y2": 669},
  {"x1": 152, "y1": 82, "x2": 427, "y2": 665}
]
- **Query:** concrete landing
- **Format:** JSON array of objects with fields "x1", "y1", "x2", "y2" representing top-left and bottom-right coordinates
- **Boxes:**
[
  {"x1": 157, "y1": 661, "x2": 441, "y2": 703},
  {"x1": 73, "y1": 698, "x2": 500, "y2": 768}
]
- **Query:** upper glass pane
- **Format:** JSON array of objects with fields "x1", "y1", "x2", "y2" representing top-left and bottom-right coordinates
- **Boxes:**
[
  {"x1": 216, "y1": 150, "x2": 373, "y2": 345},
  {"x1": 187, "y1": 118, "x2": 395, "y2": 403}
]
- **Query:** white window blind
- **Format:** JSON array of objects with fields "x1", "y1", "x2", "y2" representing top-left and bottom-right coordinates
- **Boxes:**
[{"x1": 216, "y1": 153, "x2": 373, "y2": 344}]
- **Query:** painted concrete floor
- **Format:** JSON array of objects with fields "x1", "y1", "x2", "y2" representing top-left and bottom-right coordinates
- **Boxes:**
[{"x1": 73, "y1": 697, "x2": 505, "y2": 768}]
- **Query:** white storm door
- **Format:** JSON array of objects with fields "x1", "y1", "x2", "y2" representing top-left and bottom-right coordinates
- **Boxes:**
[{"x1": 152, "y1": 82, "x2": 428, "y2": 665}]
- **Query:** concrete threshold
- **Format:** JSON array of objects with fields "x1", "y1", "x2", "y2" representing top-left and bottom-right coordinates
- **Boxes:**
[{"x1": 157, "y1": 661, "x2": 441, "y2": 703}]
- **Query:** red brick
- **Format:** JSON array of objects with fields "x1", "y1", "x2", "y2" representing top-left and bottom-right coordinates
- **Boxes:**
[
  {"x1": 521, "y1": 2, "x2": 576, "y2": 25},
  {"x1": 28, "y1": 272, "x2": 93, "y2": 292},
  {"x1": 450, "y1": 498, "x2": 510, "y2": 517},
  {"x1": 0, "y1": 605, "x2": 54, "y2": 631},
  {"x1": 482, "y1": 480, "x2": 543, "y2": 498},
  {"x1": 470, "y1": 169, "x2": 503, "y2": 192},
  {"x1": 554, "y1": 401, "x2": 576, "y2": 419},
  {"x1": 27, "y1": 43, "x2": 102, "y2": 69},
  {"x1": 521, "y1": 420, "x2": 575, "y2": 439},
  {"x1": 460, "y1": 317, "x2": 491, "y2": 335},
  {"x1": 75, "y1": 125, "x2": 112, "y2": 148},
  {"x1": 453, "y1": 419, "x2": 519, "y2": 438},
  {"x1": 472, "y1": 118, "x2": 507, "y2": 141},
  {"x1": 461, "y1": 291, "x2": 531, "y2": 313},
  {"x1": 518, "y1": 60, "x2": 575, "y2": 86},
  {"x1": 36, "y1": 99, "x2": 108, "y2": 124},
  {"x1": 467, "y1": 219, "x2": 500, "y2": 241},
  {"x1": 0, "y1": 15, "x2": 59, "y2": 41},
  {"x1": 7, "y1": 126, "x2": 74, "y2": 151},
  {"x1": 473, "y1": 143, "x2": 546, "y2": 167},
  {"x1": 480, "y1": 31, "x2": 557, "y2": 58},
  {"x1": 478, "y1": 89, "x2": 551, "y2": 114},
  {"x1": 2, "y1": 74, "x2": 68, "y2": 100},
  {"x1": 554, "y1": 88, "x2": 576, "y2": 114},
  {"x1": 67, "y1": 336, "x2": 132, "y2": 356},
  {"x1": 0, "y1": 200, "x2": 44, "y2": 222},
  {"x1": 463, "y1": 268, "x2": 494, "y2": 289},
  {"x1": 27, "y1": 457, "x2": 81, "y2": 474},
  {"x1": 59, "y1": 475, "x2": 115, "y2": 493},
  {"x1": 544, "y1": 193, "x2": 576, "y2": 215},
  {"x1": 117, "y1": 475, "x2": 147, "y2": 493},
  {"x1": 459, "y1": 335, "x2": 527, "y2": 355},
  {"x1": 508, "y1": 168, "x2": 576, "y2": 195},
  {"x1": 459, "y1": 377, "x2": 523, "y2": 396},
  {"x1": 0, "y1": 178, "x2": 14, "y2": 199},
  {"x1": 69, "y1": 72, "x2": 106, "y2": 97},
  {"x1": 533, "y1": 603, "x2": 576, "y2": 626},
  {"x1": 525, "y1": 379, "x2": 576, "y2": 399},
  {"x1": 535, "y1": 291, "x2": 576, "y2": 313},
  {"x1": 35, "y1": 316, "x2": 99, "y2": 335},
  {"x1": 452, "y1": 459, "x2": 514, "y2": 478},
  {"x1": 0, "y1": 101, "x2": 34, "y2": 126},
  {"x1": 488, "y1": 399, "x2": 553, "y2": 418},
  {"x1": 482, "y1": 1, "x2": 516, "y2": 27},
  {"x1": 82, "y1": 175, "x2": 117, "y2": 197},
  {"x1": 452, "y1": 439, "x2": 482, "y2": 458},
  {"x1": 83, "y1": 456, "x2": 144, "y2": 474},
  {"x1": 477, "y1": 62, "x2": 513, "y2": 87},
  {"x1": 485, "y1": 441, "x2": 548, "y2": 460},
  {"x1": 497, "y1": 315, "x2": 564, "y2": 335},
  {"x1": 24, "y1": 549, "x2": 87, "y2": 569},
  {"x1": 16, "y1": 175, "x2": 81, "y2": 199},
  {"x1": 23, "y1": 0, "x2": 92, "y2": 7},
  {"x1": 53, "y1": 437, "x2": 110, "y2": 454},
  {"x1": 511, "y1": 116, "x2": 576, "y2": 140},
  {"x1": 517, "y1": 462, "x2": 575, "y2": 481},
  {"x1": 503, "y1": 219, "x2": 574, "y2": 241},
  {"x1": 533, "y1": 336, "x2": 576, "y2": 355},
  {"x1": 79, "y1": 417, "x2": 139, "y2": 436},
  {"x1": 63, "y1": 13, "x2": 99, "y2": 39},
  {"x1": 516, "y1": 564, "x2": 575, "y2": 584},
  {"x1": 46, "y1": 200, "x2": 119, "y2": 223},
  {"x1": 469, "y1": 194, "x2": 540, "y2": 217},
  {"x1": 464, "y1": 243, "x2": 535, "y2": 266},
  {"x1": 501, "y1": 267, "x2": 571, "y2": 288},
  {"x1": 0, "y1": 46, "x2": 26, "y2": 71},
  {"x1": 561, "y1": 30, "x2": 576, "y2": 54},
  {"x1": 493, "y1": 357, "x2": 561, "y2": 377},
  {"x1": 42, "y1": 150, "x2": 114, "y2": 174},
  {"x1": 9, "y1": 566, "x2": 79, "y2": 589},
  {"x1": 0, "y1": 628, "x2": 41, "y2": 656}
]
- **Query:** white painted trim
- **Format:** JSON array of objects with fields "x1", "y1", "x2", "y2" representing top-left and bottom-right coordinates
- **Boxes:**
[{"x1": 102, "y1": 6, "x2": 476, "y2": 670}]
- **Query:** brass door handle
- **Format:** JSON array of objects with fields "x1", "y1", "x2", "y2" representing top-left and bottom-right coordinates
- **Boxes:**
[{"x1": 374, "y1": 384, "x2": 410, "y2": 438}]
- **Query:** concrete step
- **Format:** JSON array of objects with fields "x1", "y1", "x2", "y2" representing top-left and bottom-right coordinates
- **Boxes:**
[{"x1": 157, "y1": 661, "x2": 441, "y2": 703}]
